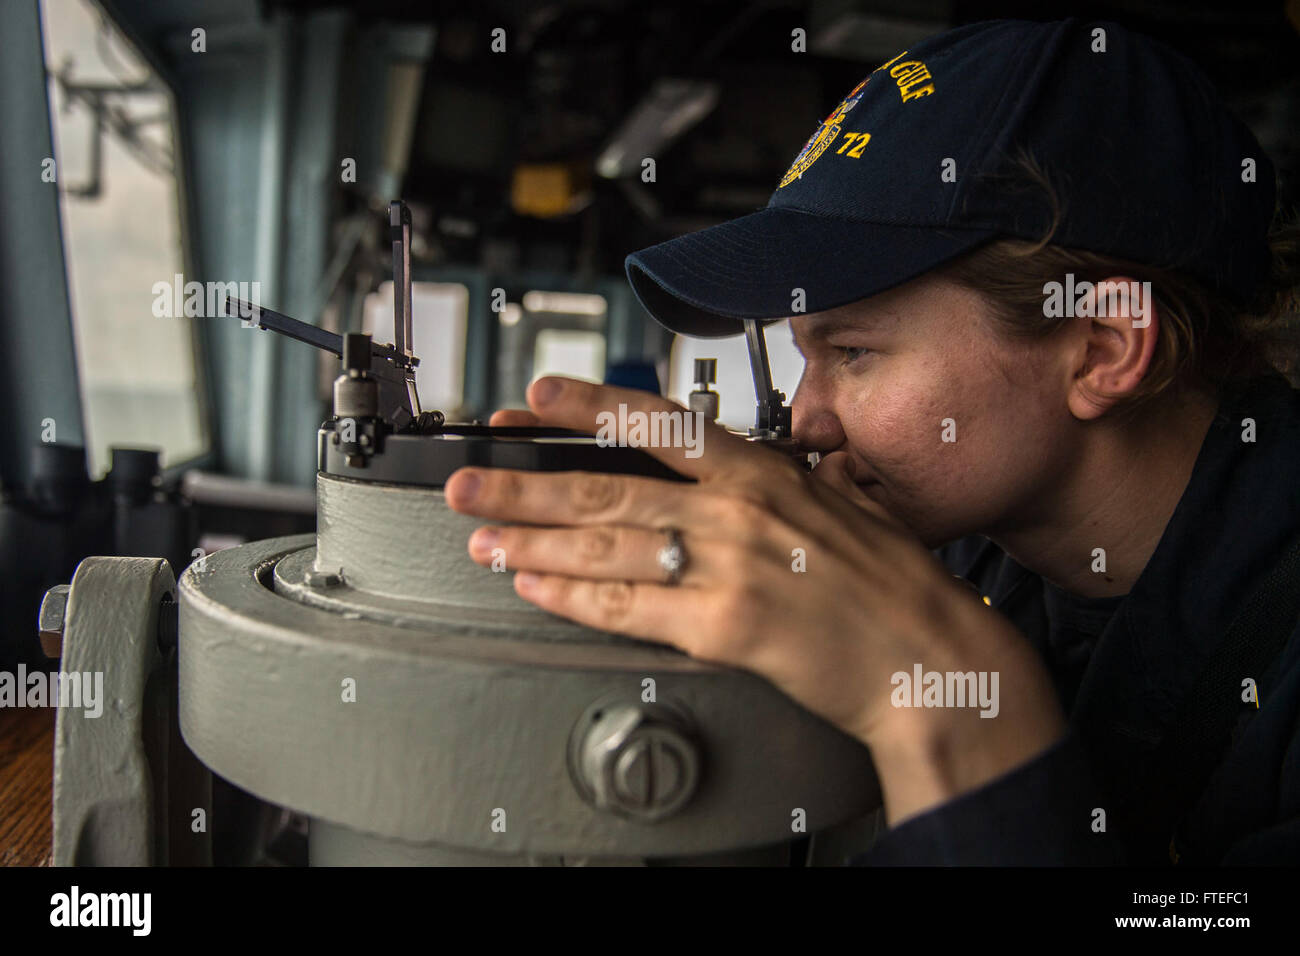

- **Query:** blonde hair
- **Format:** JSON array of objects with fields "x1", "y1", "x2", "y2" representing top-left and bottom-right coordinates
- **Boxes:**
[{"x1": 939, "y1": 152, "x2": 1300, "y2": 421}]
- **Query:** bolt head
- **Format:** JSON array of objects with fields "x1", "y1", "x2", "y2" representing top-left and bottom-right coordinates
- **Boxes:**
[
  {"x1": 38, "y1": 584, "x2": 71, "y2": 657},
  {"x1": 576, "y1": 703, "x2": 699, "y2": 822},
  {"x1": 304, "y1": 568, "x2": 343, "y2": 589}
]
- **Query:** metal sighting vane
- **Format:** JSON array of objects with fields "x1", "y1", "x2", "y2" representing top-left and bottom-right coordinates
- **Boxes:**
[
  {"x1": 223, "y1": 198, "x2": 796, "y2": 445},
  {"x1": 223, "y1": 200, "x2": 426, "y2": 432},
  {"x1": 743, "y1": 318, "x2": 792, "y2": 439}
]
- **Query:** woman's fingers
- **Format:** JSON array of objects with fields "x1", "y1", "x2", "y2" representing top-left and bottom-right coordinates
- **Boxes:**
[
  {"x1": 446, "y1": 450, "x2": 912, "y2": 588},
  {"x1": 809, "y1": 449, "x2": 859, "y2": 495},
  {"x1": 459, "y1": 383, "x2": 921, "y2": 594},
  {"x1": 807, "y1": 451, "x2": 909, "y2": 531},
  {"x1": 488, "y1": 408, "x2": 541, "y2": 427},
  {"x1": 471, "y1": 524, "x2": 688, "y2": 581},
  {"x1": 512, "y1": 572, "x2": 715, "y2": 653},
  {"x1": 524, "y1": 376, "x2": 769, "y2": 480},
  {"x1": 468, "y1": 522, "x2": 785, "y2": 586},
  {"x1": 446, "y1": 468, "x2": 701, "y2": 528}
]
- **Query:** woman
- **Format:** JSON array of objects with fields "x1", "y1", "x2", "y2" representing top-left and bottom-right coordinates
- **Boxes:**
[{"x1": 446, "y1": 17, "x2": 1300, "y2": 864}]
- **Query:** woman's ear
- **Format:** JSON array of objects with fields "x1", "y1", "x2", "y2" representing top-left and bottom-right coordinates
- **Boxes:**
[{"x1": 1065, "y1": 275, "x2": 1159, "y2": 421}]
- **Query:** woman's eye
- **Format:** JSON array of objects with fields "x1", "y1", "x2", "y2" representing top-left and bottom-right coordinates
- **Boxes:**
[{"x1": 835, "y1": 346, "x2": 873, "y2": 364}]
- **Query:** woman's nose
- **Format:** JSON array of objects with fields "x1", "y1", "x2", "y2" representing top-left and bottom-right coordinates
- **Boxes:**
[{"x1": 791, "y1": 380, "x2": 846, "y2": 453}]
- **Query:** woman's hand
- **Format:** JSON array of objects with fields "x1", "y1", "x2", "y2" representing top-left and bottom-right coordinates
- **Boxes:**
[{"x1": 445, "y1": 376, "x2": 1066, "y2": 824}]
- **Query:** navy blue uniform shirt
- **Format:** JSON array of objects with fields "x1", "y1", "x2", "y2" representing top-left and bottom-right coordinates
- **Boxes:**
[{"x1": 849, "y1": 373, "x2": 1300, "y2": 865}]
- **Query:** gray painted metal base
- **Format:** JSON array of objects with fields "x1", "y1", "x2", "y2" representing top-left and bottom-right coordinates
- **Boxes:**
[
  {"x1": 53, "y1": 556, "x2": 212, "y2": 866},
  {"x1": 178, "y1": 474, "x2": 880, "y2": 862}
]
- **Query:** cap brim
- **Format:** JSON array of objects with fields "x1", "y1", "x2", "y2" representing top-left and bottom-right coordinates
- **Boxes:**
[{"x1": 625, "y1": 207, "x2": 998, "y2": 338}]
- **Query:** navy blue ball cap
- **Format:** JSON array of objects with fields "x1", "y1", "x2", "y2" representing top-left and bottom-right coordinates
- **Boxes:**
[{"x1": 625, "y1": 17, "x2": 1277, "y2": 338}]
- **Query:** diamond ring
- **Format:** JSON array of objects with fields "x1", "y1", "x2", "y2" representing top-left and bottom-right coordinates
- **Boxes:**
[{"x1": 656, "y1": 527, "x2": 688, "y2": 585}]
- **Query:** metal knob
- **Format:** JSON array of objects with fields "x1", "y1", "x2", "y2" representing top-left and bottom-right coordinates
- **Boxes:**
[
  {"x1": 38, "y1": 584, "x2": 71, "y2": 658},
  {"x1": 692, "y1": 358, "x2": 716, "y2": 387},
  {"x1": 575, "y1": 704, "x2": 700, "y2": 822},
  {"x1": 689, "y1": 357, "x2": 720, "y2": 422}
]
